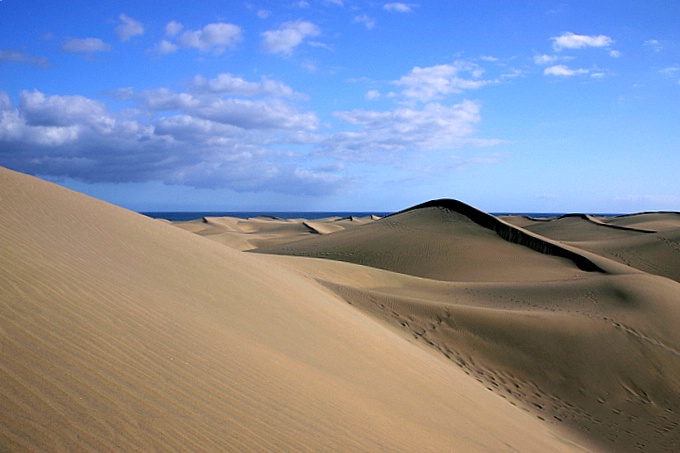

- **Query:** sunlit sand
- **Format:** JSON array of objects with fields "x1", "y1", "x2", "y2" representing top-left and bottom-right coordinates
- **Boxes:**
[{"x1": 3, "y1": 166, "x2": 679, "y2": 452}]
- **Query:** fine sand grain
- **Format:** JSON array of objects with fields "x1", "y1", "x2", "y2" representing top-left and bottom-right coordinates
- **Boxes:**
[
  {"x1": 2, "y1": 166, "x2": 593, "y2": 451},
  {"x1": 3, "y1": 166, "x2": 680, "y2": 452}
]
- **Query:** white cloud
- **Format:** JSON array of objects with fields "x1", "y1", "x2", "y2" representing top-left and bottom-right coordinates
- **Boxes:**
[
  {"x1": 0, "y1": 49, "x2": 50, "y2": 67},
  {"x1": 257, "y1": 10, "x2": 272, "y2": 19},
  {"x1": 365, "y1": 90, "x2": 381, "y2": 100},
  {"x1": 0, "y1": 91, "x2": 11, "y2": 110},
  {"x1": 609, "y1": 50, "x2": 621, "y2": 58},
  {"x1": 551, "y1": 32, "x2": 614, "y2": 51},
  {"x1": 0, "y1": 65, "x2": 503, "y2": 196},
  {"x1": 353, "y1": 14, "x2": 376, "y2": 30},
  {"x1": 393, "y1": 62, "x2": 493, "y2": 102},
  {"x1": 165, "y1": 21, "x2": 183, "y2": 37},
  {"x1": 155, "y1": 40, "x2": 179, "y2": 54},
  {"x1": 544, "y1": 64, "x2": 589, "y2": 77},
  {"x1": 62, "y1": 37, "x2": 112, "y2": 53},
  {"x1": 261, "y1": 21, "x2": 321, "y2": 55},
  {"x1": 533, "y1": 54, "x2": 560, "y2": 65},
  {"x1": 191, "y1": 74, "x2": 297, "y2": 97},
  {"x1": 325, "y1": 100, "x2": 501, "y2": 159},
  {"x1": 0, "y1": 88, "x2": 332, "y2": 194},
  {"x1": 133, "y1": 88, "x2": 201, "y2": 111},
  {"x1": 115, "y1": 81, "x2": 318, "y2": 131},
  {"x1": 175, "y1": 22, "x2": 243, "y2": 54},
  {"x1": 0, "y1": 90, "x2": 117, "y2": 148},
  {"x1": 115, "y1": 14, "x2": 144, "y2": 41},
  {"x1": 384, "y1": 2, "x2": 414, "y2": 13},
  {"x1": 193, "y1": 98, "x2": 318, "y2": 130}
]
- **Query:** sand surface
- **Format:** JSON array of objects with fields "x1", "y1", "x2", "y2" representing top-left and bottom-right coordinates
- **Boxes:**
[{"x1": 3, "y1": 167, "x2": 680, "y2": 452}]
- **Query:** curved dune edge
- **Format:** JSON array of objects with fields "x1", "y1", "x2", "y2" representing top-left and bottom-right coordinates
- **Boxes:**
[
  {"x1": 398, "y1": 199, "x2": 624, "y2": 273},
  {"x1": 254, "y1": 198, "x2": 638, "y2": 280},
  {"x1": 502, "y1": 211, "x2": 680, "y2": 283},
  {"x1": 1, "y1": 166, "x2": 593, "y2": 452}
]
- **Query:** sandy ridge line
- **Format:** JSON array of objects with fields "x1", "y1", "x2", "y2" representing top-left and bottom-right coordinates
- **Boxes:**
[{"x1": 398, "y1": 199, "x2": 636, "y2": 274}]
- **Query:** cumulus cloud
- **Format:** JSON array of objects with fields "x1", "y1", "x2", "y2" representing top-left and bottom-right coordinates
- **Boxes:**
[
  {"x1": 544, "y1": 64, "x2": 589, "y2": 77},
  {"x1": 62, "y1": 37, "x2": 112, "y2": 53},
  {"x1": 0, "y1": 90, "x2": 119, "y2": 150},
  {"x1": 365, "y1": 90, "x2": 381, "y2": 100},
  {"x1": 261, "y1": 21, "x2": 320, "y2": 55},
  {"x1": 0, "y1": 92, "x2": 11, "y2": 110},
  {"x1": 0, "y1": 49, "x2": 50, "y2": 67},
  {"x1": 115, "y1": 14, "x2": 144, "y2": 41},
  {"x1": 18, "y1": 90, "x2": 112, "y2": 129},
  {"x1": 192, "y1": 98, "x2": 319, "y2": 130},
  {"x1": 393, "y1": 62, "x2": 493, "y2": 102},
  {"x1": 551, "y1": 32, "x2": 614, "y2": 51},
  {"x1": 154, "y1": 39, "x2": 179, "y2": 54},
  {"x1": 324, "y1": 100, "x2": 500, "y2": 159},
  {"x1": 0, "y1": 62, "x2": 502, "y2": 195},
  {"x1": 0, "y1": 80, "x2": 332, "y2": 194},
  {"x1": 384, "y1": 2, "x2": 414, "y2": 13},
  {"x1": 165, "y1": 21, "x2": 184, "y2": 37},
  {"x1": 534, "y1": 54, "x2": 560, "y2": 65},
  {"x1": 177, "y1": 22, "x2": 243, "y2": 53},
  {"x1": 191, "y1": 74, "x2": 298, "y2": 97},
  {"x1": 155, "y1": 22, "x2": 242, "y2": 55}
]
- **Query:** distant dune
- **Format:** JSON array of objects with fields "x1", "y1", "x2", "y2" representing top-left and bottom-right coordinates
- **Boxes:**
[
  {"x1": 503, "y1": 212, "x2": 680, "y2": 283},
  {"x1": 3, "y1": 166, "x2": 680, "y2": 452}
]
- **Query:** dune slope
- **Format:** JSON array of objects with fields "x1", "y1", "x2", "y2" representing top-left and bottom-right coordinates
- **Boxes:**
[
  {"x1": 504, "y1": 213, "x2": 680, "y2": 282},
  {"x1": 1, "y1": 167, "x2": 589, "y2": 452},
  {"x1": 250, "y1": 201, "x2": 680, "y2": 452},
  {"x1": 254, "y1": 199, "x2": 619, "y2": 281}
]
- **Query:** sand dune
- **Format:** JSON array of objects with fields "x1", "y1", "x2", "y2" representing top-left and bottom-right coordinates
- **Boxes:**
[
  {"x1": 2, "y1": 166, "x2": 595, "y2": 451},
  {"x1": 253, "y1": 199, "x2": 621, "y2": 281},
  {"x1": 249, "y1": 200, "x2": 680, "y2": 452},
  {"x1": 172, "y1": 214, "x2": 378, "y2": 250},
  {"x1": 504, "y1": 213, "x2": 680, "y2": 283},
  {"x1": 603, "y1": 212, "x2": 680, "y2": 232},
  {"x1": 4, "y1": 167, "x2": 680, "y2": 452}
]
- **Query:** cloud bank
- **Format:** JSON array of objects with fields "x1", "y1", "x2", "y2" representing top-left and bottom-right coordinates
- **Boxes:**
[{"x1": 0, "y1": 63, "x2": 500, "y2": 195}]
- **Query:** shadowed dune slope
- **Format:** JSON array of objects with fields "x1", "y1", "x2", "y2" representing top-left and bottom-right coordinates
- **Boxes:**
[
  {"x1": 503, "y1": 213, "x2": 680, "y2": 283},
  {"x1": 253, "y1": 199, "x2": 621, "y2": 281},
  {"x1": 246, "y1": 200, "x2": 680, "y2": 452},
  {"x1": 1, "y1": 167, "x2": 589, "y2": 452},
  {"x1": 264, "y1": 244, "x2": 680, "y2": 452}
]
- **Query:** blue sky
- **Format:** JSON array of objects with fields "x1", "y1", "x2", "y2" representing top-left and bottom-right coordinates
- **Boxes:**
[{"x1": 1, "y1": 0, "x2": 679, "y2": 212}]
